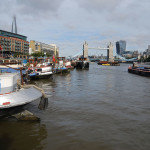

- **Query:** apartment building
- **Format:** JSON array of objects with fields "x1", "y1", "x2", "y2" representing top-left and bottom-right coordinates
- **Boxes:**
[
  {"x1": 0, "y1": 29, "x2": 29, "y2": 58},
  {"x1": 29, "y1": 40, "x2": 59, "y2": 57}
]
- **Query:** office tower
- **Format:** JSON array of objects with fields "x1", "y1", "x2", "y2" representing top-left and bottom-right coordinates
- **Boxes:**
[
  {"x1": 11, "y1": 16, "x2": 17, "y2": 34},
  {"x1": 116, "y1": 40, "x2": 126, "y2": 55}
]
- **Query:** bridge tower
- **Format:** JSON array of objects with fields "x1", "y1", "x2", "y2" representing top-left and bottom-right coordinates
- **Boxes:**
[
  {"x1": 83, "y1": 41, "x2": 88, "y2": 59},
  {"x1": 107, "y1": 42, "x2": 114, "y2": 62}
]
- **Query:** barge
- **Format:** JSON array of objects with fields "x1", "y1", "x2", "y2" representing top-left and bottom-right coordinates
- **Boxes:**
[
  {"x1": 128, "y1": 66, "x2": 150, "y2": 76},
  {"x1": 97, "y1": 61, "x2": 120, "y2": 66}
]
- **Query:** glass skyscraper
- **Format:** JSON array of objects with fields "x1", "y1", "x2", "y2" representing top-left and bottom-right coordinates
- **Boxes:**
[{"x1": 116, "y1": 40, "x2": 126, "y2": 55}]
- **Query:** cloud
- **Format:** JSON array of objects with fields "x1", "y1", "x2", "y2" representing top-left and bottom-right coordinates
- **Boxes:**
[
  {"x1": 76, "y1": 0, "x2": 120, "y2": 12},
  {"x1": 0, "y1": 0, "x2": 150, "y2": 56},
  {"x1": 16, "y1": 0, "x2": 64, "y2": 17}
]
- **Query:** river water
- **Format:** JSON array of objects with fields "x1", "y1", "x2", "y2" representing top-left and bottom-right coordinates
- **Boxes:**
[{"x1": 0, "y1": 63, "x2": 150, "y2": 150}]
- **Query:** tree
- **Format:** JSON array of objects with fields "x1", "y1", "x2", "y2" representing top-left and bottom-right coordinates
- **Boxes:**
[
  {"x1": 31, "y1": 52, "x2": 52, "y2": 58},
  {"x1": 145, "y1": 56, "x2": 150, "y2": 62},
  {"x1": 31, "y1": 52, "x2": 44, "y2": 57}
]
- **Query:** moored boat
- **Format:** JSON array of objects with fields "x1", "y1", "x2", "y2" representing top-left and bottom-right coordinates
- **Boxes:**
[
  {"x1": 53, "y1": 59, "x2": 70, "y2": 74},
  {"x1": 65, "y1": 61, "x2": 74, "y2": 70},
  {"x1": 102, "y1": 63, "x2": 110, "y2": 66},
  {"x1": 97, "y1": 61, "x2": 120, "y2": 66},
  {"x1": 53, "y1": 66, "x2": 70, "y2": 74},
  {"x1": 128, "y1": 66, "x2": 150, "y2": 76},
  {"x1": 27, "y1": 62, "x2": 53, "y2": 80},
  {"x1": 97, "y1": 61, "x2": 108, "y2": 65},
  {"x1": 0, "y1": 73, "x2": 43, "y2": 110},
  {"x1": 76, "y1": 61, "x2": 89, "y2": 69}
]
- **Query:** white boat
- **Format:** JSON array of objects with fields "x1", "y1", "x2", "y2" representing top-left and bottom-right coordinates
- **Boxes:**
[
  {"x1": 27, "y1": 62, "x2": 53, "y2": 79},
  {"x1": 0, "y1": 87, "x2": 42, "y2": 109},
  {"x1": 36, "y1": 66, "x2": 53, "y2": 77},
  {"x1": 0, "y1": 73, "x2": 42, "y2": 109}
]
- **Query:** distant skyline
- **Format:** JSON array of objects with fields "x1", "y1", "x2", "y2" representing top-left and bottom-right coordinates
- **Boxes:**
[{"x1": 0, "y1": 0, "x2": 150, "y2": 57}]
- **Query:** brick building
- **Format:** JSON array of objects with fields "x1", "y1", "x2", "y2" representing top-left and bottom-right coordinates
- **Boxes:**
[{"x1": 0, "y1": 29, "x2": 29, "y2": 58}]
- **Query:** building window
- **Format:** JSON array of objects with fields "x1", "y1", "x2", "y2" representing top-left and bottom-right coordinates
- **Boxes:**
[{"x1": 35, "y1": 43, "x2": 38, "y2": 50}]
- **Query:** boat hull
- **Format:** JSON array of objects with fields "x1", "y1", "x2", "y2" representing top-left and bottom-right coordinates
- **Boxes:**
[
  {"x1": 27, "y1": 66, "x2": 53, "y2": 80},
  {"x1": 0, "y1": 104, "x2": 27, "y2": 118},
  {"x1": 29, "y1": 72, "x2": 53, "y2": 80},
  {"x1": 97, "y1": 61, "x2": 120, "y2": 66},
  {"x1": 128, "y1": 66, "x2": 150, "y2": 77},
  {"x1": 76, "y1": 61, "x2": 89, "y2": 69},
  {"x1": 0, "y1": 87, "x2": 42, "y2": 109},
  {"x1": 54, "y1": 68, "x2": 70, "y2": 74}
]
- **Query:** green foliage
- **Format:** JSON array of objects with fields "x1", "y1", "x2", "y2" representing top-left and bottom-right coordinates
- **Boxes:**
[
  {"x1": 31, "y1": 52, "x2": 52, "y2": 57},
  {"x1": 145, "y1": 56, "x2": 150, "y2": 62},
  {"x1": 14, "y1": 52, "x2": 23, "y2": 58},
  {"x1": 26, "y1": 62, "x2": 30, "y2": 67},
  {"x1": 138, "y1": 56, "x2": 150, "y2": 62},
  {"x1": 31, "y1": 52, "x2": 44, "y2": 57},
  {"x1": 46, "y1": 53, "x2": 52, "y2": 57},
  {"x1": 125, "y1": 56, "x2": 134, "y2": 59}
]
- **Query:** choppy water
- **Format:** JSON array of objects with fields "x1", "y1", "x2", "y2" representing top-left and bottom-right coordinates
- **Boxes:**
[{"x1": 0, "y1": 63, "x2": 150, "y2": 150}]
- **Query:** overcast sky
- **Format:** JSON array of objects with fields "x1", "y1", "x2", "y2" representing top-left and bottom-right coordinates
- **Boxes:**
[{"x1": 0, "y1": 0, "x2": 150, "y2": 56}]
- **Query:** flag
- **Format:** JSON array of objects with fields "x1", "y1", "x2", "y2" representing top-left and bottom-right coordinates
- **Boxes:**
[
  {"x1": 53, "y1": 56, "x2": 55, "y2": 62},
  {"x1": 0, "y1": 45, "x2": 1, "y2": 50}
]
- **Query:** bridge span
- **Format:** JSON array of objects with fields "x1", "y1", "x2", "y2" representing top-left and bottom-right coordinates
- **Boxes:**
[{"x1": 83, "y1": 41, "x2": 114, "y2": 62}]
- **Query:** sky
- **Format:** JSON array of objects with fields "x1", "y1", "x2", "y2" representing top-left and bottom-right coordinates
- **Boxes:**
[{"x1": 0, "y1": 0, "x2": 150, "y2": 57}]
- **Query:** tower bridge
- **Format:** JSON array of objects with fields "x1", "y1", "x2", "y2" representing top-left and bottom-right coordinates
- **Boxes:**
[{"x1": 83, "y1": 41, "x2": 114, "y2": 62}]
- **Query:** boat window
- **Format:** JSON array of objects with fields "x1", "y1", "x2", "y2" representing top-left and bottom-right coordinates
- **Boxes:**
[{"x1": 37, "y1": 68, "x2": 42, "y2": 72}]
